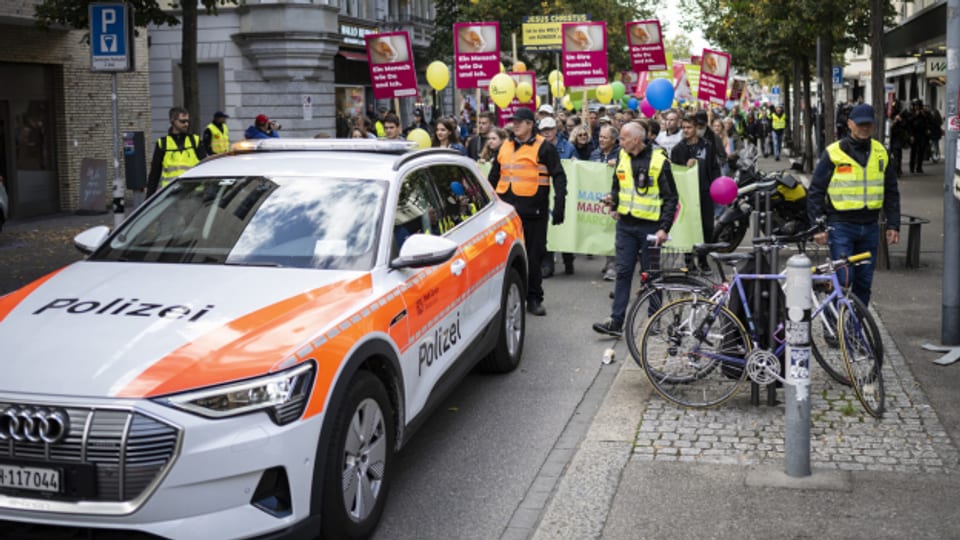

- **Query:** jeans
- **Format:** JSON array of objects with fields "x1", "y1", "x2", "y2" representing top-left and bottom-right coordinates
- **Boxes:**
[
  {"x1": 828, "y1": 221, "x2": 879, "y2": 306},
  {"x1": 772, "y1": 129, "x2": 783, "y2": 159},
  {"x1": 610, "y1": 219, "x2": 660, "y2": 324}
]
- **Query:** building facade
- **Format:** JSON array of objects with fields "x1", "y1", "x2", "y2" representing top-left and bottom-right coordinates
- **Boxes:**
[
  {"x1": 0, "y1": 1, "x2": 151, "y2": 219},
  {"x1": 147, "y1": 0, "x2": 436, "y2": 144}
]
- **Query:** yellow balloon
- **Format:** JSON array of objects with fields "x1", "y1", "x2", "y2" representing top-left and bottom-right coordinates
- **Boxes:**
[
  {"x1": 489, "y1": 72, "x2": 516, "y2": 109},
  {"x1": 514, "y1": 61, "x2": 527, "y2": 72},
  {"x1": 499, "y1": 62, "x2": 506, "y2": 73},
  {"x1": 536, "y1": 95, "x2": 542, "y2": 108},
  {"x1": 516, "y1": 81, "x2": 534, "y2": 103},
  {"x1": 550, "y1": 81, "x2": 566, "y2": 97},
  {"x1": 406, "y1": 128, "x2": 431, "y2": 149},
  {"x1": 548, "y1": 70, "x2": 563, "y2": 86},
  {"x1": 595, "y1": 84, "x2": 613, "y2": 104},
  {"x1": 562, "y1": 95, "x2": 573, "y2": 111},
  {"x1": 426, "y1": 61, "x2": 449, "y2": 92}
]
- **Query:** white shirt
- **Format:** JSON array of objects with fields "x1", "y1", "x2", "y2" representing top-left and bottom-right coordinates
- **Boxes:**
[{"x1": 655, "y1": 129, "x2": 683, "y2": 155}]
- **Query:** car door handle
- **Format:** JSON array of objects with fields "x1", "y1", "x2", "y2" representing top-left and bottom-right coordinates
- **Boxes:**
[
  {"x1": 495, "y1": 231, "x2": 507, "y2": 245},
  {"x1": 451, "y1": 259, "x2": 466, "y2": 276}
]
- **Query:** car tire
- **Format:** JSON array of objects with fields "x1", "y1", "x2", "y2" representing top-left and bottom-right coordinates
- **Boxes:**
[
  {"x1": 477, "y1": 267, "x2": 525, "y2": 373},
  {"x1": 321, "y1": 370, "x2": 394, "y2": 540}
]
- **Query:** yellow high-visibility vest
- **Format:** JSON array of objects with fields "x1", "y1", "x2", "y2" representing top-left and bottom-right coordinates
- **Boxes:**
[
  {"x1": 159, "y1": 135, "x2": 201, "y2": 188},
  {"x1": 825, "y1": 140, "x2": 887, "y2": 211},
  {"x1": 206, "y1": 122, "x2": 230, "y2": 154},
  {"x1": 772, "y1": 113, "x2": 786, "y2": 130},
  {"x1": 616, "y1": 148, "x2": 667, "y2": 221}
]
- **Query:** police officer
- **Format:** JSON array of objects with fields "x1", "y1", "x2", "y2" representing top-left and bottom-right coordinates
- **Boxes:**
[
  {"x1": 488, "y1": 107, "x2": 567, "y2": 316},
  {"x1": 202, "y1": 111, "x2": 230, "y2": 155},
  {"x1": 593, "y1": 122, "x2": 679, "y2": 337},
  {"x1": 146, "y1": 107, "x2": 206, "y2": 196},
  {"x1": 807, "y1": 103, "x2": 900, "y2": 307}
]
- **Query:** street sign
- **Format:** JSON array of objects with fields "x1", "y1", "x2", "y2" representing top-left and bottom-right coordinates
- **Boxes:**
[
  {"x1": 831, "y1": 66, "x2": 842, "y2": 86},
  {"x1": 772, "y1": 86, "x2": 781, "y2": 95},
  {"x1": 90, "y1": 3, "x2": 132, "y2": 72}
]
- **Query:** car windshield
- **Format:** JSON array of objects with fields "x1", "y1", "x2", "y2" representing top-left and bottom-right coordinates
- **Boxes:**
[{"x1": 92, "y1": 176, "x2": 387, "y2": 270}]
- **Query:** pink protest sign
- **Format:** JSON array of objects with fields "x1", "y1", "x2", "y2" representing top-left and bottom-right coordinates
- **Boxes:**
[
  {"x1": 561, "y1": 22, "x2": 608, "y2": 87},
  {"x1": 454, "y1": 22, "x2": 501, "y2": 89},
  {"x1": 696, "y1": 48, "x2": 731, "y2": 105},
  {"x1": 497, "y1": 72, "x2": 537, "y2": 127},
  {"x1": 365, "y1": 32, "x2": 418, "y2": 100},
  {"x1": 626, "y1": 20, "x2": 666, "y2": 72}
]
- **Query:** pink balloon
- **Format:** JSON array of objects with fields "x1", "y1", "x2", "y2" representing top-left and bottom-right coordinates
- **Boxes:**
[
  {"x1": 640, "y1": 98, "x2": 656, "y2": 118},
  {"x1": 710, "y1": 176, "x2": 738, "y2": 205}
]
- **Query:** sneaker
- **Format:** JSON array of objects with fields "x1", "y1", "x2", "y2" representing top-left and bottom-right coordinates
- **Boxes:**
[
  {"x1": 527, "y1": 300, "x2": 546, "y2": 316},
  {"x1": 592, "y1": 318, "x2": 623, "y2": 337},
  {"x1": 603, "y1": 268, "x2": 617, "y2": 281}
]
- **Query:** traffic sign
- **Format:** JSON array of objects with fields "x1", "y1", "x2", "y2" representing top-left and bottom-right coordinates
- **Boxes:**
[
  {"x1": 90, "y1": 3, "x2": 132, "y2": 72},
  {"x1": 772, "y1": 86, "x2": 781, "y2": 95},
  {"x1": 831, "y1": 66, "x2": 842, "y2": 86}
]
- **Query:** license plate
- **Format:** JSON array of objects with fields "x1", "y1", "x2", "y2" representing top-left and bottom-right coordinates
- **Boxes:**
[{"x1": 0, "y1": 463, "x2": 62, "y2": 493}]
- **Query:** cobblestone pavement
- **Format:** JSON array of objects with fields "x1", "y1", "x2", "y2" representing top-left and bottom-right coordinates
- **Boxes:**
[{"x1": 630, "y1": 308, "x2": 960, "y2": 474}]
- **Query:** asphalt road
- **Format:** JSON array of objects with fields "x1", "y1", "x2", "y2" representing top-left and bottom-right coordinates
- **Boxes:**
[{"x1": 0, "y1": 215, "x2": 621, "y2": 540}]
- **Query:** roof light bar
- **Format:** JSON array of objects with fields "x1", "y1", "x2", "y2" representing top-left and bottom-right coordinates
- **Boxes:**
[{"x1": 230, "y1": 138, "x2": 419, "y2": 154}]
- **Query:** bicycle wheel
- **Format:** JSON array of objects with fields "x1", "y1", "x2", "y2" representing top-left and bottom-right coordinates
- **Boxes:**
[
  {"x1": 839, "y1": 297, "x2": 885, "y2": 418},
  {"x1": 626, "y1": 275, "x2": 712, "y2": 369},
  {"x1": 810, "y1": 286, "x2": 851, "y2": 386},
  {"x1": 641, "y1": 297, "x2": 751, "y2": 408}
]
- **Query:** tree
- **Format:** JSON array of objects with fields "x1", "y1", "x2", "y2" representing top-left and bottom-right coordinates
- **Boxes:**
[
  {"x1": 34, "y1": 0, "x2": 235, "y2": 134},
  {"x1": 664, "y1": 33, "x2": 693, "y2": 61}
]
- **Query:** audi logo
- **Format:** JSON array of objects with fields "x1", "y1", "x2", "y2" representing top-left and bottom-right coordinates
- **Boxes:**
[{"x1": 0, "y1": 407, "x2": 70, "y2": 444}]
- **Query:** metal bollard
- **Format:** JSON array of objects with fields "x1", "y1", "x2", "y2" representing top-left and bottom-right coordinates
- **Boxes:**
[{"x1": 784, "y1": 254, "x2": 812, "y2": 477}]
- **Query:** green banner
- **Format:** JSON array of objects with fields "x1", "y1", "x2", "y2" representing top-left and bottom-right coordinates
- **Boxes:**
[{"x1": 479, "y1": 159, "x2": 704, "y2": 254}]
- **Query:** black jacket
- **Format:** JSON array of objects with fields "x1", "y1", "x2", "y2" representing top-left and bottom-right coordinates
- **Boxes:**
[
  {"x1": 488, "y1": 135, "x2": 567, "y2": 220},
  {"x1": 807, "y1": 136, "x2": 900, "y2": 230},
  {"x1": 609, "y1": 145, "x2": 679, "y2": 232},
  {"x1": 670, "y1": 137, "x2": 721, "y2": 193},
  {"x1": 146, "y1": 131, "x2": 207, "y2": 196}
]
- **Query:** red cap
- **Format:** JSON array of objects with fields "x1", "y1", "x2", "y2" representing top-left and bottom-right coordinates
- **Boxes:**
[{"x1": 256, "y1": 114, "x2": 269, "y2": 125}]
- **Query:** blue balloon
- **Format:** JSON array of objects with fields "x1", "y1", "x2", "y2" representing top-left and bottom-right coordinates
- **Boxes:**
[
  {"x1": 646, "y1": 78, "x2": 675, "y2": 111},
  {"x1": 627, "y1": 97, "x2": 639, "y2": 111}
]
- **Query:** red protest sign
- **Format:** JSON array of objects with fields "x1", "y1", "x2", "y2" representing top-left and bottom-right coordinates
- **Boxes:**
[
  {"x1": 366, "y1": 32, "x2": 418, "y2": 100},
  {"x1": 697, "y1": 49, "x2": 731, "y2": 105},
  {"x1": 561, "y1": 22, "x2": 608, "y2": 87},
  {"x1": 626, "y1": 20, "x2": 667, "y2": 73},
  {"x1": 454, "y1": 22, "x2": 501, "y2": 89}
]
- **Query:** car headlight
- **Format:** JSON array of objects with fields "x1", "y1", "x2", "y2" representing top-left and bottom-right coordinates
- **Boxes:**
[{"x1": 157, "y1": 362, "x2": 315, "y2": 425}]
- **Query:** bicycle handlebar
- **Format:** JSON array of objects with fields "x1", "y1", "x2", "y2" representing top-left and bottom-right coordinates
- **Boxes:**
[
  {"x1": 813, "y1": 251, "x2": 872, "y2": 274},
  {"x1": 751, "y1": 219, "x2": 826, "y2": 247}
]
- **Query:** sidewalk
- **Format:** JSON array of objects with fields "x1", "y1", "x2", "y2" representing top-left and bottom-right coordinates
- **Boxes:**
[{"x1": 531, "y1": 155, "x2": 960, "y2": 539}]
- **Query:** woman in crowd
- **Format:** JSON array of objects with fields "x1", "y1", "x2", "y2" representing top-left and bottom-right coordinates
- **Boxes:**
[
  {"x1": 432, "y1": 116, "x2": 467, "y2": 156},
  {"x1": 711, "y1": 117, "x2": 731, "y2": 176},
  {"x1": 569, "y1": 125, "x2": 593, "y2": 160},
  {"x1": 350, "y1": 126, "x2": 367, "y2": 139},
  {"x1": 479, "y1": 127, "x2": 508, "y2": 164}
]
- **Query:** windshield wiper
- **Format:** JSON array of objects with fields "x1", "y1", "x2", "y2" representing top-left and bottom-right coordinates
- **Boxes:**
[{"x1": 223, "y1": 260, "x2": 283, "y2": 267}]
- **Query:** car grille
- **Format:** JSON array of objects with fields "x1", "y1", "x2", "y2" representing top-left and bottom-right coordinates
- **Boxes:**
[{"x1": 0, "y1": 404, "x2": 181, "y2": 503}]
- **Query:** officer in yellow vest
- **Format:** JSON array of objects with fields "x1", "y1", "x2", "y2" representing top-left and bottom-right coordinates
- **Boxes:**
[
  {"x1": 593, "y1": 122, "x2": 679, "y2": 337},
  {"x1": 771, "y1": 105, "x2": 786, "y2": 161},
  {"x1": 202, "y1": 111, "x2": 230, "y2": 155},
  {"x1": 146, "y1": 107, "x2": 206, "y2": 196},
  {"x1": 807, "y1": 103, "x2": 900, "y2": 307},
  {"x1": 488, "y1": 107, "x2": 567, "y2": 317}
]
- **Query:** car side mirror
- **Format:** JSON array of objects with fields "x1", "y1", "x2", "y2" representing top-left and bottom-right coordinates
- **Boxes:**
[
  {"x1": 390, "y1": 234, "x2": 458, "y2": 269},
  {"x1": 73, "y1": 225, "x2": 110, "y2": 255}
]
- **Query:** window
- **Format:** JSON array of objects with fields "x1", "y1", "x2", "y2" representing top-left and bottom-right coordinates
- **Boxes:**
[
  {"x1": 429, "y1": 165, "x2": 489, "y2": 228},
  {"x1": 393, "y1": 169, "x2": 444, "y2": 256}
]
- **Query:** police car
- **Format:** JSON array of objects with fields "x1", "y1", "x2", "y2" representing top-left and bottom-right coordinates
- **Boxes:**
[{"x1": 0, "y1": 139, "x2": 528, "y2": 539}]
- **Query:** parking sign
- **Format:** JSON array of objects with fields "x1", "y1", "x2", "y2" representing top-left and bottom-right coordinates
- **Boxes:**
[{"x1": 90, "y1": 4, "x2": 132, "y2": 72}]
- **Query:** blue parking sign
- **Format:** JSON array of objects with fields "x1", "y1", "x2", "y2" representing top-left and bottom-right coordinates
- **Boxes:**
[
  {"x1": 90, "y1": 4, "x2": 132, "y2": 72},
  {"x1": 832, "y1": 66, "x2": 842, "y2": 86}
]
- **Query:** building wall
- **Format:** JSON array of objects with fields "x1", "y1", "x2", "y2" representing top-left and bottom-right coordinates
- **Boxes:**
[{"x1": 0, "y1": 10, "x2": 151, "y2": 215}]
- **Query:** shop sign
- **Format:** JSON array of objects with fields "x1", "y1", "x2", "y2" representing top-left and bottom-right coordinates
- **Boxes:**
[
  {"x1": 341, "y1": 24, "x2": 378, "y2": 47},
  {"x1": 926, "y1": 57, "x2": 947, "y2": 78}
]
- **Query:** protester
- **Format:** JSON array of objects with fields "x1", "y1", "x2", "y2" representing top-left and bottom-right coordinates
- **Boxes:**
[
  {"x1": 654, "y1": 109, "x2": 682, "y2": 155},
  {"x1": 487, "y1": 107, "x2": 567, "y2": 316},
  {"x1": 670, "y1": 113, "x2": 721, "y2": 273},
  {"x1": 381, "y1": 113, "x2": 404, "y2": 140},
  {"x1": 406, "y1": 107, "x2": 432, "y2": 136},
  {"x1": 592, "y1": 122, "x2": 678, "y2": 337},
  {"x1": 432, "y1": 117, "x2": 467, "y2": 155},
  {"x1": 479, "y1": 128, "x2": 508, "y2": 164},
  {"x1": 590, "y1": 124, "x2": 622, "y2": 281},
  {"x1": 466, "y1": 111, "x2": 495, "y2": 160},
  {"x1": 539, "y1": 115, "x2": 577, "y2": 277},
  {"x1": 807, "y1": 103, "x2": 901, "y2": 307},
  {"x1": 570, "y1": 125, "x2": 594, "y2": 160}
]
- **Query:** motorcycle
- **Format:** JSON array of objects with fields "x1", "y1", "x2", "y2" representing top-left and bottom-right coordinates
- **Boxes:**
[{"x1": 712, "y1": 153, "x2": 809, "y2": 252}]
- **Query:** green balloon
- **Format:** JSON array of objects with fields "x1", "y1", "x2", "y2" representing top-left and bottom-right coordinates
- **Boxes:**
[
  {"x1": 611, "y1": 81, "x2": 626, "y2": 101},
  {"x1": 572, "y1": 99, "x2": 582, "y2": 111}
]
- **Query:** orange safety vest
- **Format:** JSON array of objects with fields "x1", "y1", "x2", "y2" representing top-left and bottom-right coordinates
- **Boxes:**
[{"x1": 495, "y1": 136, "x2": 550, "y2": 197}]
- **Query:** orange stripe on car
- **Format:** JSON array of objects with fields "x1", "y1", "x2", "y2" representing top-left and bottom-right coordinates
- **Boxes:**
[{"x1": 0, "y1": 269, "x2": 65, "y2": 324}]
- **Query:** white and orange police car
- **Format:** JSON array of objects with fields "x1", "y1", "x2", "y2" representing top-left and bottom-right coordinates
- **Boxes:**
[{"x1": 0, "y1": 139, "x2": 528, "y2": 539}]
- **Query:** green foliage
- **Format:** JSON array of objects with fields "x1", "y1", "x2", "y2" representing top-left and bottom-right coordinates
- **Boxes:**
[
  {"x1": 33, "y1": 0, "x2": 234, "y2": 33},
  {"x1": 664, "y1": 34, "x2": 692, "y2": 61}
]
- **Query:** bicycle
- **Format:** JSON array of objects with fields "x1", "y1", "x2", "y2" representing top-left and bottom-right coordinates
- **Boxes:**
[{"x1": 638, "y1": 228, "x2": 885, "y2": 417}]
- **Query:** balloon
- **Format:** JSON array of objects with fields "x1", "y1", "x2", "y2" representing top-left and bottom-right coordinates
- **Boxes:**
[
  {"x1": 710, "y1": 176, "x2": 739, "y2": 205},
  {"x1": 516, "y1": 81, "x2": 534, "y2": 103},
  {"x1": 489, "y1": 73, "x2": 516, "y2": 108},
  {"x1": 595, "y1": 84, "x2": 613, "y2": 104},
  {"x1": 406, "y1": 128, "x2": 431, "y2": 150},
  {"x1": 425, "y1": 61, "x2": 449, "y2": 92},
  {"x1": 514, "y1": 61, "x2": 527, "y2": 72},
  {"x1": 646, "y1": 78, "x2": 675, "y2": 110},
  {"x1": 548, "y1": 70, "x2": 563, "y2": 86},
  {"x1": 572, "y1": 99, "x2": 582, "y2": 111},
  {"x1": 500, "y1": 62, "x2": 506, "y2": 73},
  {"x1": 562, "y1": 95, "x2": 574, "y2": 111},
  {"x1": 536, "y1": 95, "x2": 541, "y2": 108},
  {"x1": 640, "y1": 98, "x2": 656, "y2": 118},
  {"x1": 627, "y1": 97, "x2": 639, "y2": 111},
  {"x1": 611, "y1": 81, "x2": 626, "y2": 101}
]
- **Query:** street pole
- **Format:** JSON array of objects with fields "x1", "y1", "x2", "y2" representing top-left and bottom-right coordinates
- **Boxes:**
[
  {"x1": 784, "y1": 254, "x2": 812, "y2": 477},
  {"x1": 943, "y1": 0, "x2": 960, "y2": 345},
  {"x1": 110, "y1": 72, "x2": 124, "y2": 228}
]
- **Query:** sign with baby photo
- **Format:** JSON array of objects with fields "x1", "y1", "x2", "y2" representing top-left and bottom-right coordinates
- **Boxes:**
[
  {"x1": 561, "y1": 21, "x2": 608, "y2": 87},
  {"x1": 365, "y1": 31, "x2": 418, "y2": 99},
  {"x1": 454, "y1": 22, "x2": 500, "y2": 89},
  {"x1": 626, "y1": 20, "x2": 666, "y2": 73},
  {"x1": 696, "y1": 48, "x2": 731, "y2": 105}
]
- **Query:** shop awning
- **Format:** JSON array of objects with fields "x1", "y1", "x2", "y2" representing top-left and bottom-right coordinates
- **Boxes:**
[{"x1": 338, "y1": 50, "x2": 368, "y2": 62}]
